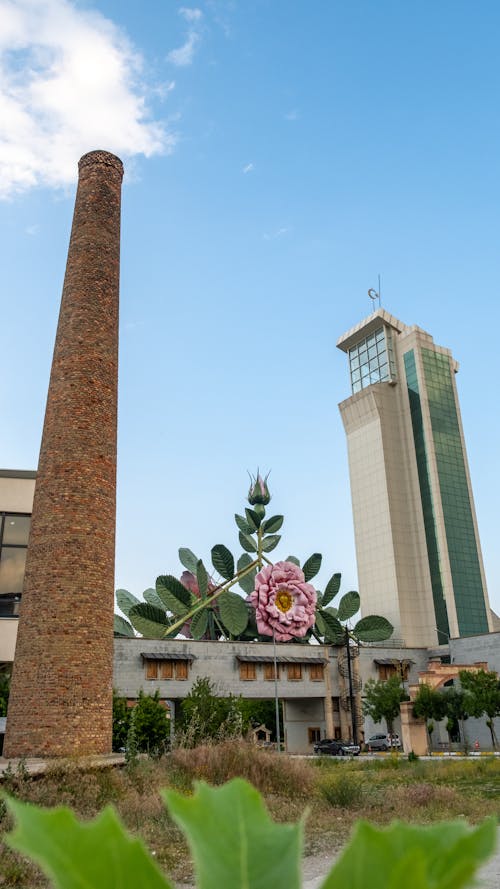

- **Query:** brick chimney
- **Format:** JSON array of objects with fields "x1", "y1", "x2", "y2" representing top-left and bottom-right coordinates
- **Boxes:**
[{"x1": 4, "y1": 151, "x2": 123, "y2": 757}]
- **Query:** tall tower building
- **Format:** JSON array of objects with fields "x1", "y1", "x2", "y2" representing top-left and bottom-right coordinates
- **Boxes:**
[
  {"x1": 4, "y1": 151, "x2": 123, "y2": 756},
  {"x1": 337, "y1": 308, "x2": 492, "y2": 647}
]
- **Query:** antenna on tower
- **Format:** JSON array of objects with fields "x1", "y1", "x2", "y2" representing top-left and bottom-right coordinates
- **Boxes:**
[{"x1": 368, "y1": 274, "x2": 382, "y2": 309}]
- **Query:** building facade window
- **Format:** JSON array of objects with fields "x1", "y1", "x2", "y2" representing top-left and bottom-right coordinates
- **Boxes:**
[
  {"x1": 144, "y1": 657, "x2": 191, "y2": 680},
  {"x1": 309, "y1": 663, "x2": 324, "y2": 681},
  {"x1": 0, "y1": 513, "x2": 30, "y2": 598},
  {"x1": 348, "y1": 327, "x2": 395, "y2": 394},
  {"x1": 378, "y1": 663, "x2": 409, "y2": 682},
  {"x1": 287, "y1": 663, "x2": 302, "y2": 681},
  {"x1": 239, "y1": 662, "x2": 257, "y2": 681},
  {"x1": 308, "y1": 727, "x2": 321, "y2": 744},
  {"x1": 263, "y1": 662, "x2": 280, "y2": 681}
]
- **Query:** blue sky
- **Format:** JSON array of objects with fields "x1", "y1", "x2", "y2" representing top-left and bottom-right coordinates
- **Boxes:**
[{"x1": 2, "y1": 0, "x2": 500, "y2": 617}]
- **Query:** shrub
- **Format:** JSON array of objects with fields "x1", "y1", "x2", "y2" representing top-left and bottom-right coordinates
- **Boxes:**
[{"x1": 319, "y1": 772, "x2": 363, "y2": 809}]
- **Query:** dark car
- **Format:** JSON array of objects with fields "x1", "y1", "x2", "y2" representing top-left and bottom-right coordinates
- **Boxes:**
[{"x1": 313, "y1": 738, "x2": 361, "y2": 756}]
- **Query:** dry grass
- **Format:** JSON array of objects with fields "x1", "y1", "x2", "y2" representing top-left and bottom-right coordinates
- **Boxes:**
[{"x1": 0, "y1": 748, "x2": 499, "y2": 887}]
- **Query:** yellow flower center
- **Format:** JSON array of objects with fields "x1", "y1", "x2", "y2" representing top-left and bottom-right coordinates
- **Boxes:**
[{"x1": 276, "y1": 590, "x2": 293, "y2": 613}]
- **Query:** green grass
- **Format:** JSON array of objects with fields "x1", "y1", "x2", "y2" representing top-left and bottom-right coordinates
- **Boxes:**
[{"x1": 1, "y1": 746, "x2": 500, "y2": 887}]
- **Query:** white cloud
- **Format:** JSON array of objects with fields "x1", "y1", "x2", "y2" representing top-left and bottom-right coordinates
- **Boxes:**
[
  {"x1": 263, "y1": 227, "x2": 290, "y2": 241},
  {"x1": 0, "y1": 0, "x2": 173, "y2": 199},
  {"x1": 25, "y1": 223, "x2": 39, "y2": 235},
  {"x1": 242, "y1": 162, "x2": 254, "y2": 174},
  {"x1": 167, "y1": 6, "x2": 203, "y2": 67},
  {"x1": 284, "y1": 109, "x2": 300, "y2": 121}
]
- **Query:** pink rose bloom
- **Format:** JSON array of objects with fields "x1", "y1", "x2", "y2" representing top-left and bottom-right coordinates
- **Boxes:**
[{"x1": 249, "y1": 561, "x2": 317, "y2": 642}]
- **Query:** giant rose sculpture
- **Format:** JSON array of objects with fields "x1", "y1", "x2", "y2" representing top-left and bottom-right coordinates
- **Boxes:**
[
  {"x1": 116, "y1": 471, "x2": 393, "y2": 648},
  {"x1": 250, "y1": 561, "x2": 316, "y2": 641}
]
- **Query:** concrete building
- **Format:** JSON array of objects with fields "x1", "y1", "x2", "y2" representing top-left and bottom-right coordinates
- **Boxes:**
[
  {"x1": 0, "y1": 471, "x2": 35, "y2": 663},
  {"x1": 337, "y1": 309, "x2": 493, "y2": 648}
]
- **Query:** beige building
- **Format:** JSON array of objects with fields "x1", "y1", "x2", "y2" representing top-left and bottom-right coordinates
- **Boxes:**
[
  {"x1": 337, "y1": 309, "x2": 493, "y2": 647},
  {"x1": 0, "y1": 471, "x2": 35, "y2": 662}
]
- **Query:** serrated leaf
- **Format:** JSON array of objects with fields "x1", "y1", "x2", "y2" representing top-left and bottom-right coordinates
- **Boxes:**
[
  {"x1": 239, "y1": 530, "x2": 257, "y2": 553},
  {"x1": 261, "y1": 534, "x2": 281, "y2": 552},
  {"x1": 315, "y1": 611, "x2": 326, "y2": 637},
  {"x1": 211, "y1": 544, "x2": 235, "y2": 580},
  {"x1": 237, "y1": 554, "x2": 257, "y2": 595},
  {"x1": 163, "y1": 779, "x2": 301, "y2": 889},
  {"x1": 245, "y1": 507, "x2": 261, "y2": 531},
  {"x1": 156, "y1": 575, "x2": 193, "y2": 616},
  {"x1": 286, "y1": 555, "x2": 300, "y2": 566},
  {"x1": 321, "y1": 817, "x2": 497, "y2": 889},
  {"x1": 113, "y1": 614, "x2": 135, "y2": 637},
  {"x1": 5, "y1": 797, "x2": 171, "y2": 889},
  {"x1": 129, "y1": 603, "x2": 170, "y2": 638},
  {"x1": 319, "y1": 610, "x2": 345, "y2": 644},
  {"x1": 116, "y1": 588, "x2": 140, "y2": 618},
  {"x1": 196, "y1": 560, "x2": 209, "y2": 598},
  {"x1": 234, "y1": 514, "x2": 253, "y2": 535},
  {"x1": 178, "y1": 547, "x2": 199, "y2": 573},
  {"x1": 353, "y1": 615, "x2": 393, "y2": 642},
  {"x1": 143, "y1": 587, "x2": 165, "y2": 610},
  {"x1": 218, "y1": 591, "x2": 249, "y2": 636},
  {"x1": 337, "y1": 590, "x2": 361, "y2": 621},
  {"x1": 322, "y1": 573, "x2": 341, "y2": 606},
  {"x1": 190, "y1": 607, "x2": 209, "y2": 640},
  {"x1": 302, "y1": 553, "x2": 322, "y2": 582},
  {"x1": 263, "y1": 515, "x2": 284, "y2": 534}
]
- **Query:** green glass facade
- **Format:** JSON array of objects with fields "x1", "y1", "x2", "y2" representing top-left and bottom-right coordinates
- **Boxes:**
[
  {"x1": 404, "y1": 350, "x2": 450, "y2": 644},
  {"x1": 404, "y1": 348, "x2": 489, "y2": 639}
]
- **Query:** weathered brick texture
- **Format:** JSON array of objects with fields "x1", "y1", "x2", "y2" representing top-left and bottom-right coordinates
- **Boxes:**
[{"x1": 4, "y1": 151, "x2": 123, "y2": 757}]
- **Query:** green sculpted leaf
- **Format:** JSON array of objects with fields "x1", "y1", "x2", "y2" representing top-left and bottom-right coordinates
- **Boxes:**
[
  {"x1": 315, "y1": 611, "x2": 326, "y2": 637},
  {"x1": 237, "y1": 554, "x2": 257, "y2": 594},
  {"x1": 286, "y1": 555, "x2": 300, "y2": 566},
  {"x1": 337, "y1": 591, "x2": 361, "y2": 621},
  {"x1": 196, "y1": 560, "x2": 209, "y2": 598},
  {"x1": 164, "y1": 779, "x2": 301, "y2": 889},
  {"x1": 156, "y1": 575, "x2": 193, "y2": 616},
  {"x1": 116, "y1": 588, "x2": 140, "y2": 618},
  {"x1": 353, "y1": 615, "x2": 394, "y2": 643},
  {"x1": 5, "y1": 797, "x2": 171, "y2": 889},
  {"x1": 319, "y1": 610, "x2": 345, "y2": 644},
  {"x1": 218, "y1": 591, "x2": 249, "y2": 636},
  {"x1": 143, "y1": 588, "x2": 165, "y2": 610},
  {"x1": 211, "y1": 544, "x2": 235, "y2": 580},
  {"x1": 263, "y1": 515, "x2": 284, "y2": 534},
  {"x1": 261, "y1": 534, "x2": 281, "y2": 552},
  {"x1": 235, "y1": 513, "x2": 253, "y2": 535},
  {"x1": 322, "y1": 572, "x2": 341, "y2": 605},
  {"x1": 239, "y1": 531, "x2": 258, "y2": 553},
  {"x1": 190, "y1": 606, "x2": 209, "y2": 640},
  {"x1": 245, "y1": 507, "x2": 261, "y2": 531},
  {"x1": 178, "y1": 547, "x2": 199, "y2": 574},
  {"x1": 129, "y1": 603, "x2": 169, "y2": 638},
  {"x1": 321, "y1": 817, "x2": 497, "y2": 889},
  {"x1": 113, "y1": 614, "x2": 135, "y2": 637},
  {"x1": 302, "y1": 553, "x2": 322, "y2": 582}
]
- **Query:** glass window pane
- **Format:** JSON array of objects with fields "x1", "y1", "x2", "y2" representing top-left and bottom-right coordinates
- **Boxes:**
[
  {"x1": 366, "y1": 334, "x2": 375, "y2": 348},
  {"x1": 368, "y1": 345, "x2": 377, "y2": 360},
  {"x1": 352, "y1": 380, "x2": 362, "y2": 393},
  {"x1": 351, "y1": 368, "x2": 361, "y2": 383},
  {"x1": 0, "y1": 547, "x2": 27, "y2": 593},
  {"x1": 3, "y1": 515, "x2": 30, "y2": 545},
  {"x1": 375, "y1": 328, "x2": 385, "y2": 343}
]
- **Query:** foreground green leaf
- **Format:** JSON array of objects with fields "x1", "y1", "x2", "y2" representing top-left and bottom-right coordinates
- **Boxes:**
[
  {"x1": 261, "y1": 534, "x2": 281, "y2": 552},
  {"x1": 245, "y1": 507, "x2": 262, "y2": 530},
  {"x1": 263, "y1": 515, "x2": 284, "y2": 534},
  {"x1": 237, "y1": 553, "x2": 257, "y2": 594},
  {"x1": 196, "y1": 559, "x2": 209, "y2": 598},
  {"x1": 286, "y1": 555, "x2": 300, "y2": 566},
  {"x1": 319, "y1": 610, "x2": 345, "y2": 644},
  {"x1": 322, "y1": 573, "x2": 341, "y2": 606},
  {"x1": 353, "y1": 615, "x2": 393, "y2": 642},
  {"x1": 235, "y1": 513, "x2": 253, "y2": 535},
  {"x1": 5, "y1": 798, "x2": 171, "y2": 889},
  {"x1": 164, "y1": 779, "x2": 302, "y2": 889},
  {"x1": 143, "y1": 587, "x2": 165, "y2": 610},
  {"x1": 190, "y1": 606, "x2": 209, "y2": 639},
  {"x1": 321, "y1": 817, "x2": 497, "y2": 889},
  {"x1": 239, "y1": 530, "x2": 257, "y2": 553},
  {"x1": 211, "y1": 544, "x2": 235, "y2": 580},
  {"x1": 218, "y1": 591, "x2": 249, "y2": 636}
]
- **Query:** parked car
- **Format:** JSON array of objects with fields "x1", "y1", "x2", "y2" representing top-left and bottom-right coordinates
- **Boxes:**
[
  {"x1": 313, "y1": 738, "x2": 361, "y2": 756},
  {"x1": 366, "y1": 733, "x2": 401, "y2": 752}
]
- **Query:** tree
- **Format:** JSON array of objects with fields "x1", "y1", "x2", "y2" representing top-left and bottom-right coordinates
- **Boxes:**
[
  {"x1": 112, "y1": 690, "x2": 131, "y2": 752},
  {"x1": 441, "y1": 686, "x2": 469, "y2": 752},
  {"x1": 412, "y1": 683, "x2": 448, "y2": 752},
  {"x1": 362, "y1": 675, "x2": 408, "y2": 738},
  {"x1": 0, "y1": 669, "x2": 10, "y2": 718},
  {"x1": 133, "y1": 689, "x2": 170, "y2": 755},
  {"x1": 459, "y1": 669, "x2": 500, "y2": 749}
]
